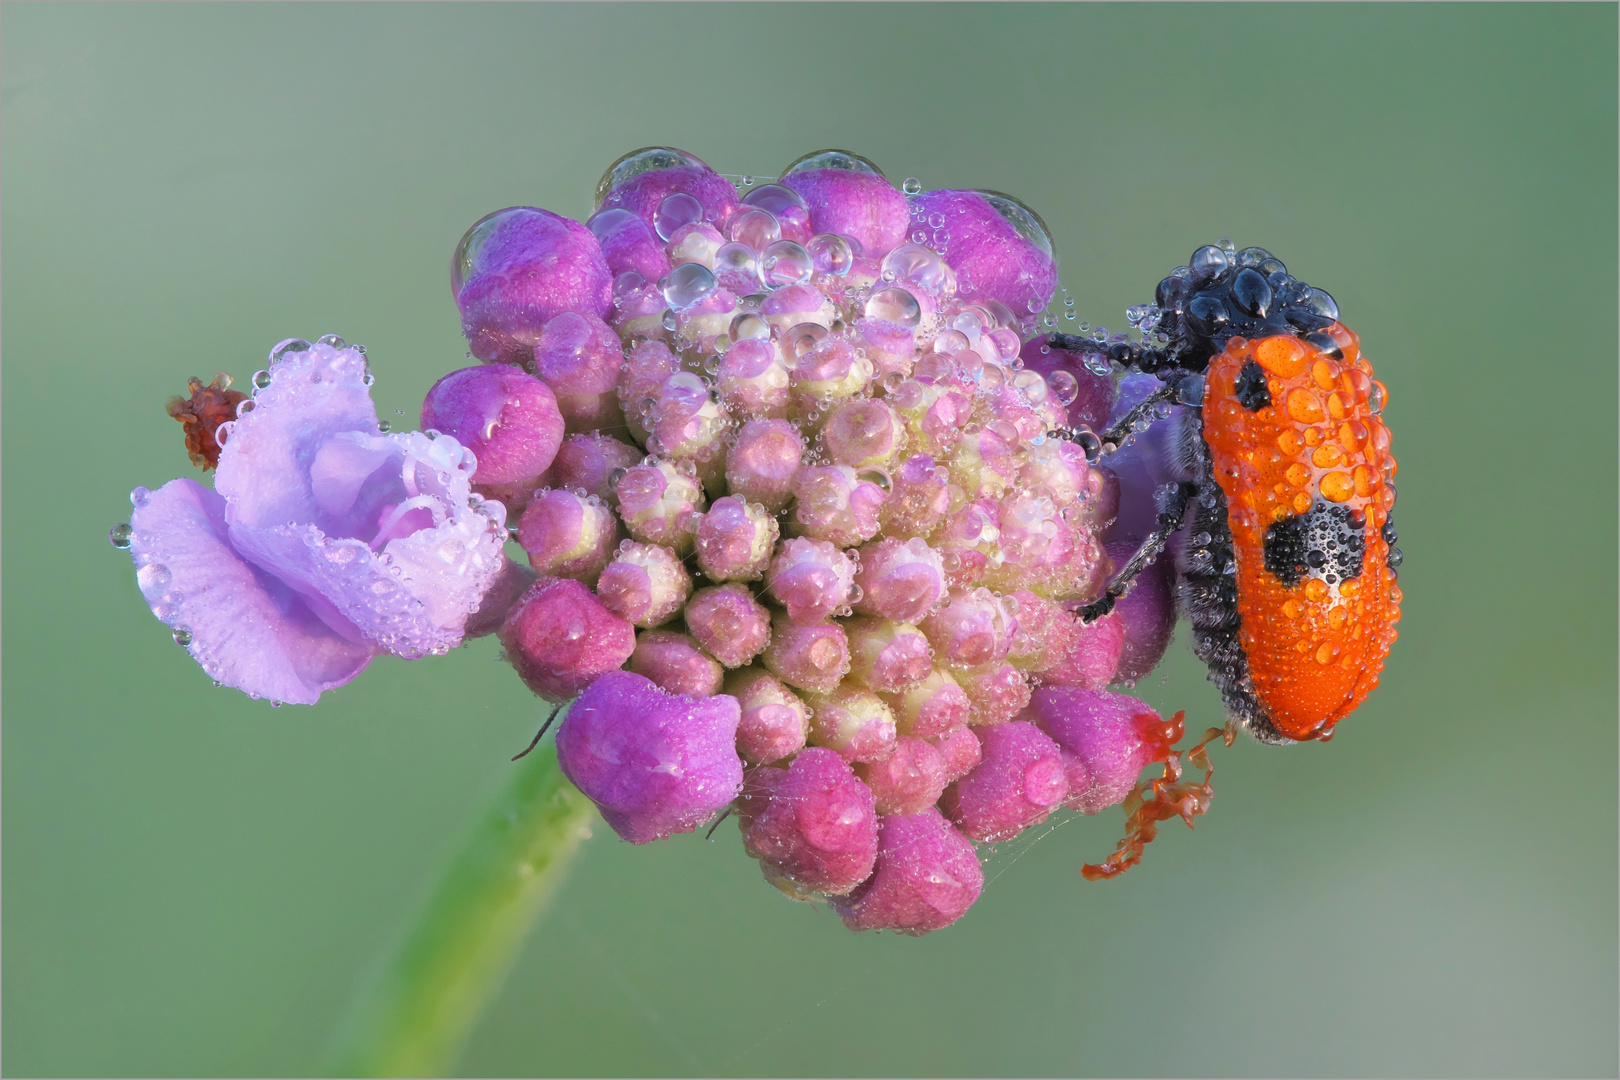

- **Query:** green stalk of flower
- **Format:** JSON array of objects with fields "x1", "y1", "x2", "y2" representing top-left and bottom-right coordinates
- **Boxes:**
[{"x1": 325, "y1": 723, "x2": 592, "y2": 1077}]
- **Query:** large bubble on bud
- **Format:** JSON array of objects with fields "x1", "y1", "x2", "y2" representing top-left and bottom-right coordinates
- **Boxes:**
[
  {"x1": 780, "y1": 150, "x2": 910, "y2": 259},
  {"x1": 595, "y1": 146, "x2": 739, "y2": 232},
  {"x1": 911, "y1": 189, "x2": 1057, "y2": 317},
  {"x1": 844, "y1": 616, "x2": 934, "y2": 695},
  {"x1": 939, "y1": 721, "x2": 1068, "y2": 843},
  {"x1": 824, "y1": 399, "x2": 905, "y2": 469},
  {"x1": 738, "y1": 747, "x2": 878, "y2": 897},
  {"x1": 833, "y1": 807, "x2": 983, "y2": 935},
  {"x1": 853, "y1": 536, "x2": 946, "y2": 625},
  {"x1": 420, "y1": 364, "x2": 564, "y2": 509},
  {"x1": 500, "y1": 577, "x2": 636, "y2": 702},
  {"x1": 556, "y1": 670, "x2": 742, "y2": 845},
  {"x1": 878, "y1": 454, "x2": 953, "y2": 539},
  {"x1": 1021, "y1": 687, "x2": 1178, "y2": 815},
  {"x1": 614, "y1": 458, "x2": 706, "y2": 553},
  {"x1": 586, "y1": 207, "x2": 672, "y2": 284},
  {"x1": 453, "y1": 207, "x2": 613, "y2": 367}
]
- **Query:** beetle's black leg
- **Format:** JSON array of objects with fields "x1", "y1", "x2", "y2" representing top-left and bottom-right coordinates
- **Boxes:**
[
  {"x1": 511, "y1": 706, "x2": 560, "y2": 761},
  {"x1": 1078, "y1": 481, "x2": 1197, "y2": 624}
]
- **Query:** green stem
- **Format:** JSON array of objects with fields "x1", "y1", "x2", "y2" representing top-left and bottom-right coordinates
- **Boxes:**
[{"x1": 324, "y1": 731, "x2": 594, "y2": 1078}]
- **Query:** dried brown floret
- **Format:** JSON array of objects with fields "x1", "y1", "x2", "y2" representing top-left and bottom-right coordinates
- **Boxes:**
[{"x1": 167, "y1": 373, "x2": 246, "y2": 469}]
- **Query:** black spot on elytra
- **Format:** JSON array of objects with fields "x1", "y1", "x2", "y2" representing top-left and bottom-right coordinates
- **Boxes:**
[
  {"x1": 1263, "y1": 501, "x2": 1366, "y2": 588},
  {"x1": 1234, "y1": 359, "x2": 1270, "y2": 411}
]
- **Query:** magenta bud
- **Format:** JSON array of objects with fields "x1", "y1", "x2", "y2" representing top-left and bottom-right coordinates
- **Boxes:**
[
  {"x1": 955, "y1": 661, "x2": 1033, "y2": 727},
  {"x1": 761, "y1": 612, "x2": 849, "y2": 695},
  {"x1": 614, "y1": 458, "x2": 705, "y2": 552},
  {"x1": 823, "y1": 398, "x2": 904, "y2": 469},
  {"x1": 805, "y1": 685, "x2": 898, "y2": 764},
  {"x1": 931, "y1": 725, "x2": 983, "y2": 783},
  {"x1": 911, "y1": 189, "x2": 1056, "y2": 316},
  {"x1": 500, "y1": 576, "x2": 637, "y2": 702},
  {"x1": 878, "y1": 454, "x2": 953, "y2": 538},
  {"x1": 595, "y1": 541, "x2": 693, "y2": 629},
  {"x1": 421, "y1": 365, "x2": 565, "y2": 505},
  {"x1": 832, "y1": 807, "x2": 983, "y2": 935},
  {"x1": 856, "y1": 735, "x2": 948, "y2": 815},
  {"x1": 1105, "y1": 539, "x2": 1176, "y2": 683},
  {"x1": 883, "y1": 667, "x2": 971, "y2": 738},
  {"x1": 724, "y1": 668, "x2": 810, "y2": 765},
  {"x1": 1021, "y1": 687, "x2": 1175, "y2": 815},
  {"x1": 454, "y1": 207, "x2": 613, "y2": 366},
  {"x1": 693, "y1": 496, "x2": 778, "y2": 582},
  {"x1": 931, "y1": 498, "x2": 1001, "y2": 588},
  {"x1": 1039, "y1": 608, "x2": 1125, "y2": 689},
  {"x1": 856, "y1": 318, "x2": 918, "y2": 380},
  {"x1": 789, "y1": 338, "x2": 874, "y2": 414},
  {"x1": 919, "y1": 587, "x2": 1018, "y2": 670},
  {"x1": 760, "y1": 284, "x2": 838, "y2": 334},
  {"x1": 556, "y1": 670, "x2": 742, "y2": 844},
  {"x1": 684, "y1": 584, "x2": 772, "y2": 668},
  {"x1": 853, "y1": 536, "x2": 946, "y2": 623},
  {"x1": 628, "y1": 628, "x2": 724, "y2": 698},
  {"x1": 1018, "y1": 437, "x2": 1091, "y2": 511},
  {"x1": 642, "y1": 372, "x2": 731, "y2": 478},
  {"x1": 781, "y1": 164, "x2": 909, "y2": 259},
  {"x1": 740, "y1": 746, "x2": 878, "y2": 897},
  {"x1": 765, "y1": 537, "x2": 856, "y2": 625},
  {"x1": 517, "y1": 488, "x2": 621, "y2": 586},
  {"x1": 608, "y1": 277, "x2": 671, "y2": 342},
  {"x1": 532, "y1": 311, "x2": 627, "y2": 435},
  {"x1": 1018, "y1": 335, "x2": 1117, "y2": 435},
  {"x1": 666, "y1": 221, "x2": 726, "y2": 269},
  {"x1": 586, "y1": 207, "x2": 671, "y2": 283},
  {"x1": 715, "y1": 339, "x2": 792, "y2": 421},
  {"x1": 724, "y1": 418, "x2": 804, "y2": 512},
  {"x1": 597, "y1": 148, "x2": 740, "y2": 234},
  {"x1": 939, "y1": 721, "x2": 1068, "y2": 843},
  {"x1": 617, "y1": 340, "x2": 682, "y2": 442},
  {"x1": 1005, "y1": 590, "x2": 1079, "y2": 672},
  {"x1": 791, "y1": 464, "x2": 886, "y2": 548},
  {"x1": 543, "y1": 432, "x2": 643, "y2": 502},
  {"x1": 844, "y1": 616, "x2": 933, "y2": 694},
  {"x1": 464, "y1": 554, "x2": 540, "y2": 640}
]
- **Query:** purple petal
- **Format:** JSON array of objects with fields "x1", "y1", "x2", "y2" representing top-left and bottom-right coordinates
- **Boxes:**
[{"x1": 128, "y1": 478, "x2": 374, "y2": 705}]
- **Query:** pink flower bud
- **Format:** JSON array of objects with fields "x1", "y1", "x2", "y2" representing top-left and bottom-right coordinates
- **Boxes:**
[
  {"x1": 919, "y1": 587, "x2": 1018, "y2": 669},
  {"x1": 420, "y1": 365, "x2": 565, "y2": 512},
  {"x1": 946, "y1": 423, "x2": 1019, "y2": 499},
  {"x1": 805, "y1": 685, "x2": 898, "y2": 764},
  {"x1": 853, "y1": 536, "x2": 946, "y2": 623},
  {"x1": 762, "y1": 612, "x2": 849, "y2": 695},
  {"x1": 556, "y1": 670, "x2": 742, "y2": 844},
  {"x1": 608, "y1": 278, "x2": 670, "y2": 342},
  {"x1": 684, "y1": 584, "x2": 772, "y2": 668},
  {"x1": 724, "y1": 667, "x2": 810, "y2": 765},
  {"x1": 931, "y1": 725, "x2": 982, "y2": 782},
  {"x1": 500, "y1": 576, "x2": 636, "y2": 701},
  {"x1": 739, "y1": 747, "x2": 878, "y2": 897},
  {"x1": 956, "y1": 661, "x2": 1032, "y2": 726},
  {"x1": 454, "y1": 207, "x2": 614, "y2": 366},
  {"x1": 614, "y1": 458, "x2": 705, "y2": 552},
  {"x1": 823, "y1": 398, "x2": 904, "y2": 468},
  {"x1": 939, "y1": 721, "x2": 1068, "y2": 843},
  {"x1": 844, "y1": 616, "x2": 933, "y2": 694},
  {"x1": 1105, "y1": 539, "x2": 1176, "y2": 684},
  {"x1": 617, "y1": 340, "x2": 682, "y2": 442},
  {"x1": 642, "y1": 372, "x2": 730, "y2": 477},
  {"x1": 517, "y1": 488, "x2": 620, "y2": 586},
  {"x1": 1018, "y1": 436, "x2": 1091, "y2": 509},
  {"x1": 1005, "y1": 590, "x2": 1080, "y2": 672},
  {"x1": 878, "y1": 454, "x2": 952, "y2": 539},
  {"x1": 912, "y1": 189, "x2": 1056, "y2": 316},
  {"x1": 760, "y1": 283, "x2": 838, "y2": 335},
  {"x1": 1022, "y1": 687, "x2": 1178, "y2": 815},
  {"x1": 856, "y1": 318, "x2": 918, "y2": 380},
  {"x1": 628, "y1": 628, "x2": 723, "y2": 698},
  {"x1": 765, "y1": 537, "x2": 856, "y2": 625},
  {"x1": 1019, "y1": 335, "x2": 1116, "y2": 436},
  {"x1": 1039, "y1": 608, "x2": 1125, "y2": 689},
  {"x1": 532, "y1": 311, "x2": 627, "y2": 435},
  {"x1": 595, "y1": 541, "x2": 692, "y2": 628},
  {"x1": 883, "y1": 668, "x2": 971, "y2": 738},
  {"x1": 781, "y1": 160, "x2": 909, "y2": 259},
  {"x1": 673, "y1": 288, "x2": 739, "y2": 357},
  {"x1": 789, "y1": 338, "x2": 874, "y2": 416},
  {"x1": 693, "y1": 496, "x2": 778, "y2": 582},
  {"x1": 833, "y1": 807, "x2": 983, "y2": 935},
  {"x1": 888, "y1": 379, "x2": 974, "y2": 458},
  {"x1": 724, "y1": 418, "x2": 803, "y2": 512},
  {"x1": 464, "y1": 553, "x2": 539, "y2": 640},
  {"x1": 542, "y1": 431, "x2": 643, "y2": 502},
  {"x1": 856, "y1": 735, "x2": 948, "y2": 815},
  {"x1": 586, "y1": 207, "x2": 670, "y2": 283},
  {"x1": 715, "y1": 339, "x2": 792, "y2": 420},
  {"x1": 666, "y1": 221, "x2": 725, "y2": 269},
  {"x1": 930, "y1": 498, "x2": 1001, "y2": 589},
  {"x1": 790, "y1": 465, "x2": 885, "y2": 548}
]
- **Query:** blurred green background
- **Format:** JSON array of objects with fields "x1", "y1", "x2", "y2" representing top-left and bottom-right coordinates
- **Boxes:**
[{"x1": 5, "y1": 3, "x2": 1616, "y2": 1076}]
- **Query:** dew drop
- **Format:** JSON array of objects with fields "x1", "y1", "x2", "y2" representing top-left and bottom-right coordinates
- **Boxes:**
[
  {"x1": 902, "y1": 177, "x2": 922, "y2": 195},
  {"x1": 109, "y1": 522, "x2": 134, "y2": 549}
]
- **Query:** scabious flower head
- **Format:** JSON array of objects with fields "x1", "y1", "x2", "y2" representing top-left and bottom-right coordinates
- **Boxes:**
[{"x1": 122, "y1": 147, "x2": 1220, "y2": 936}]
